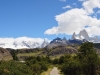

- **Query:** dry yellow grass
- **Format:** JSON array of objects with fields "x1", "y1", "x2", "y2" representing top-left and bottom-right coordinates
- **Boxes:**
[{"x1": 17, "y1": 51, "x2": 42, "y2": 57}]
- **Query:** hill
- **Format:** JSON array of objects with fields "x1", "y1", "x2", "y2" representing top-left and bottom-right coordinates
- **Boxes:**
[{"x1": 0, "y1": 47, "x2": 13, "y2": 60}]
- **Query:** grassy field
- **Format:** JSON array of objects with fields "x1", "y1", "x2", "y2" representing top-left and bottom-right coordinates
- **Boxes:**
[
  {"x1": 17, "y1": 51, "x2": 45, "y2": 60},
  {"x1": 2, "y1": 55, "x2": 13, "y2": 61},
  {"x1": 49, "y1": 54, "x2": 64, "y2": 60},
  {"x1": 17, "y1": 51, "x2": 42, "y2": 57}
]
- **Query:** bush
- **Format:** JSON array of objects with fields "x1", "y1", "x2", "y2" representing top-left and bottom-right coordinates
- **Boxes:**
[{"x1": 60, "y1": 42, "x2": 100, "y2": 75}]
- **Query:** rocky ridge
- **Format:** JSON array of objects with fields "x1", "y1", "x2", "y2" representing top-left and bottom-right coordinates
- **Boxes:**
[
  {"x1": 0, "y1": 47, "x2": 13, "y2": 60},
  {"x1": 71, "y1": 29, "x2": 100, "y2": 43}
]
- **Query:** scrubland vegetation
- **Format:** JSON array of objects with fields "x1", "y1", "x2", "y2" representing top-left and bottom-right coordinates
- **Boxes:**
[{"x1": 0, "y1": 42, "x2": 100, "y2": 75}]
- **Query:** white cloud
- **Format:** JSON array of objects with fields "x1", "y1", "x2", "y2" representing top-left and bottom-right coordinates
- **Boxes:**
[
  {"x1": 82, "y1": 0, "x2": 100, "y2": 14},
  {"x1": 45, "y1": 0, "x2": 100, "y2": 36},
  {"x1": 0, "y1": 37, "x2": 50, "y2": 49},
  {"x1": 0, "y1": 37, "x2": 50, "y2": 43},
  {"x1": 59, "y1": 0, "x2": 66, "y2": 2},
  {"x1": 62, "y1": 5, "x2": 72, "y2": 9},
  {"x1": 44, "y1": 27, "x2": 59, "y2": 35}
]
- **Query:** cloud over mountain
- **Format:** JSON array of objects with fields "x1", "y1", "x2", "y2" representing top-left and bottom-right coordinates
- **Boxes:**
[
  {"x1": 45, "y1": 0, "x2": 100, "y2": 36},
  {"x1": 0, "y1": 37, "x2": 50, "y2": 49}
]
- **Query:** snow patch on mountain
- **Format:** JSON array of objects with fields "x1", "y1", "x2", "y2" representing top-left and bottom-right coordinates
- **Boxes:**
[
  {"x1": 71, "y1": 29, "x2": 100, "y2": 43},
  {"x1": 0, "y1": 37, "x2": 50, "y2": 49},
  {"x1": 41, "y1": 39, "x2": 49, "y2": 48}
]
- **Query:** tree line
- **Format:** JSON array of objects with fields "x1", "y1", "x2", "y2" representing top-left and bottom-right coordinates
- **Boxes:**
[{"x1": 53, "y1": 42, "x2": 100, "y2": 75}]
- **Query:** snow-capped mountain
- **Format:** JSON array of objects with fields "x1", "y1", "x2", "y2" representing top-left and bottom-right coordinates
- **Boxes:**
[
  {"x1": 71, "y1": 29, "x2": 100, "y2": 43},
  {"x1": 47, "y1": 37, "x2": 68, "y2": 49},
  {"x1": 71, "y1": 29, "x2": 89, "y2": 40},
  {"x1": 0, "y1": 29, "x2": 99, "y2": 49},
  {"x1": 46, "y1": 37, "x2": 85, "y2": 49},
  {"x1": 89, "y1": 36, "x2": 100, "y2": 43},
  {"x1": 0, "y1": 37, "x2": 49, "y2": 49},
  {"x1": 41, "y1": 39, "x2": 49, "y2": 48}
]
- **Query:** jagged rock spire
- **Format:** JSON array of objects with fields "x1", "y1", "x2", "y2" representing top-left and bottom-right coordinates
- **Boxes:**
[
  {"x1": 71, "y1": 32, "x2": 76, "y2": 40},
  {"x1": 79, "y1": 29, "x2": 89, "y2": 40},
  {"x1": 71, "y1": 29, "x2": 89, "y2": 40},
  {"x1": 41, "y1": 39, "x2": 49, "y2": 48}
]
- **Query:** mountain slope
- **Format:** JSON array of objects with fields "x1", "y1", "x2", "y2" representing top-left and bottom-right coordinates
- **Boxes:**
[
  {"x1": 71, "y1": 29, "x2": 100, "y2": 43},
  {"x1": 47, "y1": 37, "x2": 67, "y2": 49},
  {"x1": 0, "y1": 37, "x2": 49, "y2": 49},
  {"x1": 0, "y1": 47, "x2": 13, "y2": 60}
]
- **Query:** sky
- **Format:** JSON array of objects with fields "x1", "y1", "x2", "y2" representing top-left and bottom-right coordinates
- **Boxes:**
[{"x1": 0, "y1": 0, "x2": 100, "y2": 42}]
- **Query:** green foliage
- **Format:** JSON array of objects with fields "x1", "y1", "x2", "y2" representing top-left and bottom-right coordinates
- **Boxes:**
[
  {"x1": 53, "y1": 58, "x2": 59, "y2": 64},
  {"x1": 25, "y1": 56, "x2": 51, "y2": 75},
  {"x1": 59, "y1": 42, "x2": 100, "y2": 75},
  {"x1": 1, "y1": 42, "x2": 100, "y2": 75},
  {"x1": 58, "y1": 56, "x2": 65, "y2": 64},
  {"x1": 52, "y1": 54, "x2": 71, "y2": 65},
  {"x1": 10, "y1": 50, "x2": 18, "y2": 61},
  {"x1": 61, "y1": 60, "x2": 82, "y2": 75},
  {"x1": 77, "y1": 42, "x2": 100, "y2": 75},
  {"x1": 0, "y1": 61, "x2": 33, "y2": 75},
  {"x1": 0, "y1": 56, "x2": 52, "y2": 75}
]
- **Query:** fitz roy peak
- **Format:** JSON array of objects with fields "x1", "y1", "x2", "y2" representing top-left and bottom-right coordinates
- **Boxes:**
[
  {"x1": 71, "y1": 29, "x2": 100, "y2": 43},
  {"x1": 72, "y1": 29, "x2": 89, "y2": 40},
  {"x1": 0, "y1": 29, "x2": 99, "y2": 49}
]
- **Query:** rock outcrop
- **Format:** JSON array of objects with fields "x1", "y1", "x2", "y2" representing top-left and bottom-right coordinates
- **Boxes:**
[
  {"x1": 0, "y1": 47, "x2": 13, "y2": 60},
  {"x1": 41, "y1": 39, "x2": 49, "y2": 48},
  {"x1": 71, "y1": 29, "x2": 89, "y2": 40},
  {"x1": 47, "y1": 37, "x2": 67, "y2": 49},
  {"x1": 71, "y1": 29, "x2": 100, "y2": 43}
]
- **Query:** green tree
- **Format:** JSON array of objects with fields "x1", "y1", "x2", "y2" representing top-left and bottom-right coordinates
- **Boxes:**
[
  {"x1": 77, "y1": 42, "x2": 100, "y2": 75},
  {"x1": 61, "y1": 60, "x2": 82, "y2": 75},
  {"x1": 53, "y1": 58, "x2": 59, "y2": 64},
  {"x1": 60, "y1": 42, "x2": 100, "y2": 75},
  {"x1": 10, "y1": 50, "x2": 18, "y2": 61}
]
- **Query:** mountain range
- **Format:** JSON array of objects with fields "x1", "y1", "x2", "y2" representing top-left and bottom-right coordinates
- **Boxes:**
[
  {"x1": 47, "y1": 29, "x2": 100, "y2": 48},
  {"x1": 0, "y1": 29, "x2": 99, "y2": 49},
  {"x1": 71, "y1": 29, "x2": 100, "y2": 43},
  {"x1": 0, "y1": 38, "x2": 49, "y2": 49}
]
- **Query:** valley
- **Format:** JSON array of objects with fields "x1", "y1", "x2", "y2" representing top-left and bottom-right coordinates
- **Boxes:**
[
  {"x1": 0, "y1": 30, "x2": 100, "y2": 75},
  {"x1": 1, "y1": 0, "x2": 100, "y2": 74}
]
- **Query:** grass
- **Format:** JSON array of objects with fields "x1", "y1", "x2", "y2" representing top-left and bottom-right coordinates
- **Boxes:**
[
  {"x1": 50, "y1": 54, "x2": 64, "y2": 60},
  {"x1": 50, "y1": 53, "x2": 76, "y2": 60},
  {"x1": 2, "y1": 55, "x2": 13, "y2": 61},
  {"x1": 17, "y1": 51, "x2": 42, "y2": 57},
  {"x1": 41, "y1": 65, "x2": 53, "y2": 75},
  {"x1": 17, "y1": 51, "x2": 44, "y2": 60},
  {"x1": 17, "y1": 51, "x2": 48, "y2": 60}
]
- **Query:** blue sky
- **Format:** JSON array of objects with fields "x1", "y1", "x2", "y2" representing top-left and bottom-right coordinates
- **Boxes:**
[{"x1": 0, "y1": 0, "x2": 100, "y2": 41}]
